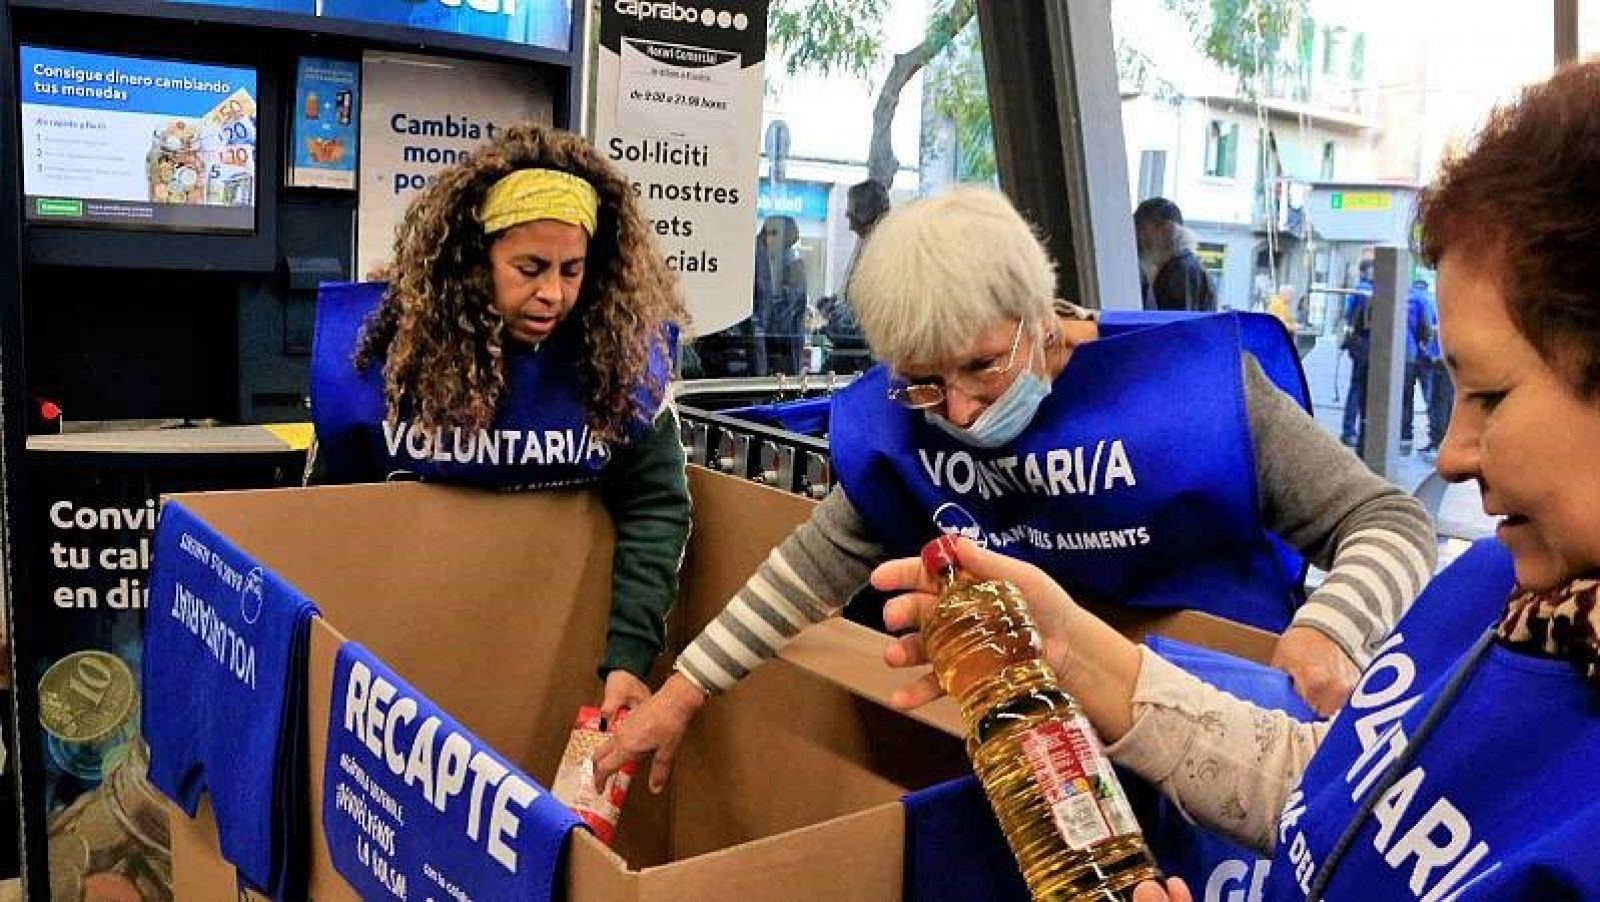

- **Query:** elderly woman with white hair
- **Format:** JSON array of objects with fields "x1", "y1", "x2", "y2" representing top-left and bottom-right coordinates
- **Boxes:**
[{"x1": 595, "y1": 186, "x2": 1433, "y2": 793}]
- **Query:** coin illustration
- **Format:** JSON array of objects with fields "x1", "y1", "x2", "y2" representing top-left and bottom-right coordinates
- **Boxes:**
[{"x1": 38, "y1": 652, "x2": 137, "y2": 743}]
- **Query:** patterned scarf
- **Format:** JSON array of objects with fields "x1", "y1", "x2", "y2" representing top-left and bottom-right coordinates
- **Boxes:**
[{"x1": 1496, "y1": 576, "x2": 1600, "y2": 685}]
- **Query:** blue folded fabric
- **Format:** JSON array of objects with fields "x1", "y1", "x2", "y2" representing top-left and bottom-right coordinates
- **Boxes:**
[
  {"x1": 903, "y1": 775, "x2": 1031, "y2": 902},
  {"x1": 143, "y1": 501, "x2": 320, "y2": 900},
  {"x1": 717, "y1": 396, "x2": 831, "y2": 436},
  {"x1": 322, "y1": 642, "x2": 581, "y2": 902},
  {"x1": 1139, "y1": 636, "x2": 1313, "y2": 895},
  {"x1": 1143, "y1": 635, "x2": 1313, "y2": 718}
]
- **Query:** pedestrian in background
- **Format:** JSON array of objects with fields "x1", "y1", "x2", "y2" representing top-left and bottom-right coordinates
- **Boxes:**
[
  {"x1": 1339, "y1": 259, "x2": 1374, "y2": 447},
  {"x1": 757, "y1": 215, "x2": 807, "y2": 375},
  {"x1": 1400, "y1": 278, "x2": 1434, "y2": 455},
  {"x1": 816, "y1": 180, "x2": 890, "y2": 374},
  {"x1": 1266, "y1": 283, "x2": 1298, "y2": 333},
  {"x1": 1420, "y1": 286, "x2": 1452, "y2": 462},
  {"x1": 1135, "y1": 197, "x2": 1216, "y2": 312}
]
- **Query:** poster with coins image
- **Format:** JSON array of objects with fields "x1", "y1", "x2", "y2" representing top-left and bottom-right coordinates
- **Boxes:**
[{"x1": 13, "y1": 448, "x2": 304, "y2": 901}]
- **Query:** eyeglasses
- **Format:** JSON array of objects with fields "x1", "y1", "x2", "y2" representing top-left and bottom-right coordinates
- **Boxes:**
[{"x1": 887, "y1": 320, "x2": 1027, "y2": 410}]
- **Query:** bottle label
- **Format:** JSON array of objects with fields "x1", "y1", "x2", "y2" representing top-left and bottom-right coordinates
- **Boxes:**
[{"x1": 1019, "y1": 714, "x2": 1141, "y2": 851}]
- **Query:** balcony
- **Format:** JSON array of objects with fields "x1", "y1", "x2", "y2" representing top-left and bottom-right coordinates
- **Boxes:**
[{"x1": 1254, "y1": 176, "x2": 1311, "y2": 237}]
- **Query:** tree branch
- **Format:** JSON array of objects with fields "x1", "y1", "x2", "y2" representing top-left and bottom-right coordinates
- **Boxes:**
[{"x1": 867, "y1": 0, "x2": 977, "y2": 187}]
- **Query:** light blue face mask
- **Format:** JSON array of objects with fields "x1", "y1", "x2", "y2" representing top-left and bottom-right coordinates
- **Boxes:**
[{"x1": 925, "y1": 368, "x2": 1052, "y2": 448}]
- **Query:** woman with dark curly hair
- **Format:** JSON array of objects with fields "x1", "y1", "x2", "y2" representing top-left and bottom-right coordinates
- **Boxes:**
[{"x1": 311, "y1": 123, "x2": 691, "y2": 719}]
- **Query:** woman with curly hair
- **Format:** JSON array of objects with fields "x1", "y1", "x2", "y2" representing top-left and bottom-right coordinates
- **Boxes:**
[{"x1": 311, "y1": 123, "x2": 691, "y2": 719}]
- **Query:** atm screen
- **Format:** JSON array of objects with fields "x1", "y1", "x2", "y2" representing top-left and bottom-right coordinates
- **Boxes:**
[{"x1": 19, "y1": 45, "x2": 258, "y2": 234}]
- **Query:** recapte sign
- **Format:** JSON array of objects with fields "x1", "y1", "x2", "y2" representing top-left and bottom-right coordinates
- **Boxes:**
[
  {"x1": 593, "y1": 0, "x2": 769, "y2": 334},
  {"x1": 322, "y1": 642, "x2": 580, "y2": 902}
]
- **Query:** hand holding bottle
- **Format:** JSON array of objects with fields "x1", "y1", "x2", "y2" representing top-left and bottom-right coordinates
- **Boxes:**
[
  {"x1": 895, "y1": 534, "x2": 1160, "y2": 901},
  {"x1": 873, "y1": 537, "x2": 1145, "y2": 743}
]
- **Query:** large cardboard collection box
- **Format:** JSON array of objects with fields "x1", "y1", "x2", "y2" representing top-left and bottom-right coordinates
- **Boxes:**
[{"x1": 166, "y1": 468, "x2": 1276, "y2": 900}]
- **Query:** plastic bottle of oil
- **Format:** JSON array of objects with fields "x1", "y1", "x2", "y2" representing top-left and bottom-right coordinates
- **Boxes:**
[{"x1": 918, "y1": 535, "x2": 1160, "y2": 902}]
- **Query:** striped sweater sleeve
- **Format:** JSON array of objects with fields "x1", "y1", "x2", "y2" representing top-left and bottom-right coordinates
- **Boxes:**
[
  {"x1": 1242, "y1": 356, "x2": 1437, "y2": 666},
  {"x1": 675, "y1": 487, "x2": 884, "y2": 695}
]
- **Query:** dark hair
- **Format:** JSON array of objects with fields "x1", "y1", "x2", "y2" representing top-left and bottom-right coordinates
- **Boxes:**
[
  {"x1": 355, "y1": 123, "x2": 687, "y2": 438},
  {"x1": 1134, "y1": 196, "x2": 1183, "y2": 226},
  {"x1": 763, "y1": 214, "x2": 799, "y2": 246},
  {"x1": 847, "y1": 180, "x2": 891, "y2": 223},
  {"x1": 1416, "y1": 61, "x2": 1600, "y2": 395}
]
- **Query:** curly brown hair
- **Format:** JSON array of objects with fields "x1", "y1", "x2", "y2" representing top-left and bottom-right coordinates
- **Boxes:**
[
  {"x1": 1417, "y1": 61, "x2": 1600, "y2": 396},
  {"x1": 355, "y1": 123, "x2": 687, "y2": 441}
]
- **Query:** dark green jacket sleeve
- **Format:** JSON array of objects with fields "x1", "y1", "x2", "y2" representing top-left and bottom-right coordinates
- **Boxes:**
[{"x1": 598, "y1": 406, "x2": 692, "y2": 679}]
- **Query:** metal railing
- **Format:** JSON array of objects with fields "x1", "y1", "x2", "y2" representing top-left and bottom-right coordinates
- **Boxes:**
[{"x1": 673, "y1": 375, "x2": 848, "y2": 498}]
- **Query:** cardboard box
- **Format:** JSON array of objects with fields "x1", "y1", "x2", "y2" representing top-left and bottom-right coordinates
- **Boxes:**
[{"x1": 166, "y1": 468, "x2": 1277, "y2": 900}]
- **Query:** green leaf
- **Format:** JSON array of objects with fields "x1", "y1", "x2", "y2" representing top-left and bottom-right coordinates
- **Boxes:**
[
  {"x1": 1160, "y1": 0, "x2": 1308, "y2": 95},
  {"x1": 767, "y1": 0, "x2": 892, "y2": 80}
]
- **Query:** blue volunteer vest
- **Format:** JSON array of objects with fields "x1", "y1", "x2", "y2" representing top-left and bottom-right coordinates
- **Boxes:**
[
  {"x1": 311, "y1": 281, "x2": 672, "y2": 490},
  {"x1": 832, "y1": 313, "x2": 1304, "y2": 632},
  {"x1": 1268, "y1": 540, "x2": 1600, "y2": 900},
  {"x1": 1098, "y1": 310, "x2": 1310, "y2": 415}
]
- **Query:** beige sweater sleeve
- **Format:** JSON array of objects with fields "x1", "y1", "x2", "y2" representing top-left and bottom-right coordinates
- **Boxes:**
[{"x1": 1105, "y1": 648, "x2": 1333, "y2": 855}]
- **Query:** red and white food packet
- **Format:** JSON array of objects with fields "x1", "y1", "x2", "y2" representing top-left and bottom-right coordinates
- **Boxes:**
[{"x1": 550, "y1": 706, "x2": 636, "y2": 845}]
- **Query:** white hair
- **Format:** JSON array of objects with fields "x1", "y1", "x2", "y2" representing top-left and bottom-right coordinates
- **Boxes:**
[{"x1": 847, "y1": 186, "x2": 1057, "y2": 367}]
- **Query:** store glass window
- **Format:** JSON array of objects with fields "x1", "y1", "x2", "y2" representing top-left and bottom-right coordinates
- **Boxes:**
[
  {"x1": 1583, "y1": 0, "x2": 1600, "y2": 55},
  {"x1": 1322, "y1": 26, "x2": 1348, "y2": 76},
  {"x1": 1111, "y1": 0, "x2": 1554, "y2": 529},
  {"x1": 1204, "y1": 120, "x2": 1239, "y2": 178},
  {"x1": 1137, "y1": 149, "x2": 1168, "y2": 200},
  {"x1": 665, "y1": 0, "x2": 999, "y2": 381},
  {"x1": 1196, "y1": 241, "x2": 1227, "y2": 296}
]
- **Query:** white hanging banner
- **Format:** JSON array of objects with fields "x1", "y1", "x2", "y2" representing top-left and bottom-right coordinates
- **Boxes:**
[
  {"x1": 357, "y1": 51, "x2": 552, "y2": 280},
  {"x1": 594, "y1": 1, "x2": 769, "y2": 334}
]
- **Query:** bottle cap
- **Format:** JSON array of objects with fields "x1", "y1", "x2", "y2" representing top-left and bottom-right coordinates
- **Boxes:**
[{"x1": 920, "y1": 534, "x2": 961, "y2": 577}]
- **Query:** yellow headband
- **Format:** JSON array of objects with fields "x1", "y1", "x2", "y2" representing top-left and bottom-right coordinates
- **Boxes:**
[{"x1": 478, "y1": 168, "x2": 600, "y2": 236}]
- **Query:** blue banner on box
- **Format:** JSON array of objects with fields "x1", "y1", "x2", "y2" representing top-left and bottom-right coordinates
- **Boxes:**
[
  {"x1": 144, "y1": 501, "x2": 319, "y2": 900},
  {"x1": 290, "y1": 57, "x2": 360, "y2": 190},
  {"x1": 323, "y1": 641, "x2": 580, "y2": 902}
]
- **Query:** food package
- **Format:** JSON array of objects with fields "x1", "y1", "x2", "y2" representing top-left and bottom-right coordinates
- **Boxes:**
[{"x1": 549, "y1": 706, "x2": 636, "y2": 845}]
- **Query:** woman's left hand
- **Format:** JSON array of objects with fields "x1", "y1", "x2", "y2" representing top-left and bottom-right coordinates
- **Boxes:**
[
  {"x1": 600, "y1": 669, "x2": 652, "y2": 722},
  {"x1": 1270, "y1": 625, "x2": 1359, "y2": 717}
]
